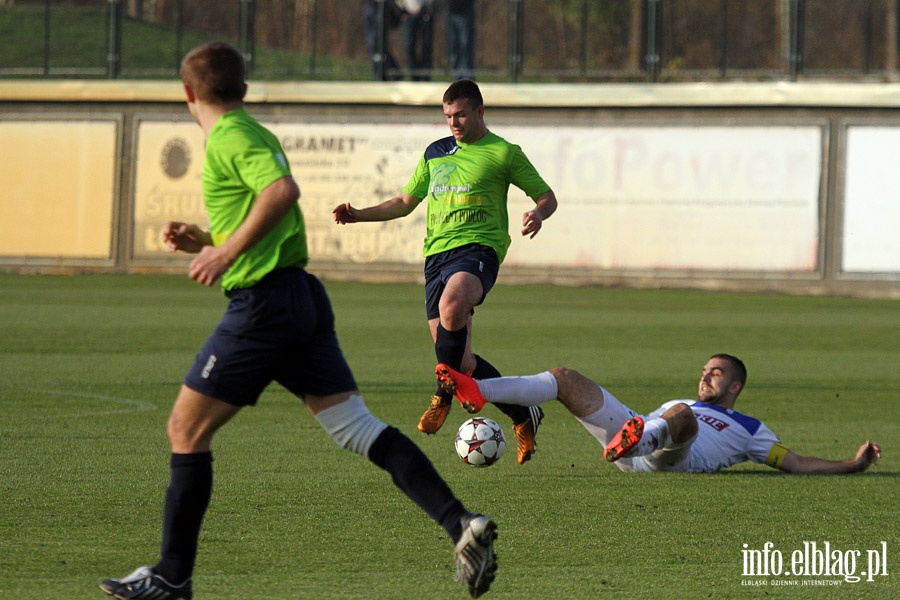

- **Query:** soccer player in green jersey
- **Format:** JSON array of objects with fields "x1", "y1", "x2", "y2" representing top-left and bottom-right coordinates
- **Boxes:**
[
  {"x1": 100, "y1": 42, "x2": 497, "y2": 600},
  {"x1": 334, "y1": 79, "x2": 558, "y2": 464}
]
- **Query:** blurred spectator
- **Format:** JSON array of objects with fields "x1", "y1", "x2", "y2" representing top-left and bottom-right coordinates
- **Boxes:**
[
  {"x1": 364, "y1": 0, "x2": 402, "y2": 80},
  {"x1": 399, "y1": 0, "x2": 434, "y2": 81},
  {"x1": 444, "y1": 0, "x2": 475, "y2": 79}
]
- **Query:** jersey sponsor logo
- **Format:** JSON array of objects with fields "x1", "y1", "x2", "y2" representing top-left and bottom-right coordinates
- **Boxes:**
[
  {"x1": 693, "y1": 401, "x2": 762, "y2": 435},
  {"x1": 430, "y1": 162, "x2": 457, "y2": 194},
  {"x1": 695, "y1": 412, "x2": 729, "y2": 432},
  {"x1": 432, "y1": 184, "x2": 472, "y2": 194},
  {"x1": 428, "y1": 209, "x2": 487, "y2": 226}
]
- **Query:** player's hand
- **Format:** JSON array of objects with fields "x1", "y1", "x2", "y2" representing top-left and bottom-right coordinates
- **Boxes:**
[
  {"x1": 161, "y1": 222, "x2": 208, "y2": 254},
  {"x1": 855, "y1": 440, "x2": 882, "y2": 470},
  {"x1": 521, "y1": 209, "x2": 544, "y2": 238},
  {"x1": 333, "y1": 203, "x2": 359, "y2": 224},
  {"x1": 188, "y1": 244, "x2": 233, "y2": 287}
]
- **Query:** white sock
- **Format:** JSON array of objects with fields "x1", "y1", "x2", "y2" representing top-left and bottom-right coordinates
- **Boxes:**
[
  {"x1": 629, "y1": 417, "x2": 670, "y2": 456},
  {"x1": 477, "y1": 371, "x2": 558, "y2": 405},
  {"x1": 314, "y1": 394, "x2": 388, "y2": 457}
]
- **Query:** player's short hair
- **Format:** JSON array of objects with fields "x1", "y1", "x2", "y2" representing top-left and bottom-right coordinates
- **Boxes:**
[
  {"x1": 181, "y1": 41, "x2": 246, "y2": 104},
  {"x1": 710, "y1": 353, "x2": 747, "y2": 386},
  {"x1": 443, "y1": 79, "x2": 483, "y2": 110}
]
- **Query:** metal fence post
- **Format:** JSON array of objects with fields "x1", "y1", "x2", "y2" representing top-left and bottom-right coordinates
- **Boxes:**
[
  {"x1": 509, "y1": 0, "x2": 524, "y2": 82},
  {"x1": 789, "y1": 0, "x2": 805, "y2": 80},
  {"x1": 579, "y1": 0, "x2": 588, "y2": 77},
  {"x1": 106, "y1": 0, "x2": 123, "y2": 79},
  {"x1": 42, "y1": 0, "x2": 51, "y2": 75},
  {"x1": 645, "y1": 0, "x2": 661, "y2": 82},
  {"x1": 240, "y1": 0, "x2": 256, "y2": 75},
  {"x1": 374, "y1": 0, "x2": 387, "y2": 81},
  {"x1": 175, "y1": 0, "x2": 184, "y2": 75},
  {"x1": 309, "y1": 0, "x2": 319, "y2": 77},
  {"x1": 863, "y1": 0, "x2": 873, "y2": 73},
  {"x1": 887, "y1": 0, "x2": 898, "y2": 79},
  {"x1": 719, "y1": 0, "x2": 728, "y2": 77}
]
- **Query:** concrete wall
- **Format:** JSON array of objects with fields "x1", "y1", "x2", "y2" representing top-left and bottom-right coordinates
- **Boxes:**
[{"x1": 1, "y1": 80, "x2": 898, "y2": 298}]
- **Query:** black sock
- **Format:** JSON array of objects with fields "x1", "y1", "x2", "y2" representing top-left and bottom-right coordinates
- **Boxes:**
[
  {"x1": 471, "y1": 354, "x2": 501, "y2": 379},
  {"x1": 155, "y1": 452, "x2": 213, "y2": 584},
  {"x1": 434, "y1": 324, "x2": 468, "y2": 399},
  {"x1": 369, "y1": 426, "x2": 468, "y2": 542},
  {"x1": 473, "y1": 354, "x2": 531, "y2": 425}
]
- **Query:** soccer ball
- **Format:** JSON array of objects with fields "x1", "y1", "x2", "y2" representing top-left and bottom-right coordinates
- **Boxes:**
[{"x1": 455, "y1": 418, "x2": 506, "y2": 467}]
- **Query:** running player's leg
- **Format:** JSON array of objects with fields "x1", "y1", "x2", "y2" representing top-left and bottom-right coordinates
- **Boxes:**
[
  {"x1": 421, "y1": 245, "x2": 508, "y2": 436},
  {"x1": 307, "y1": 386, "x2": 497, "y2": 596},
  {"x1": 293, "y1": 272, "x2": 498, "y2": 596},
  {"x1": 138, "y1": 278, "x2": 285, "y2": 593},
  {"x1": 419, "y1": 256, "x2": 481, "y2": 434},
  {"x1": 102, "y1": 351, "x2": 252, "y2": 599},
  {"x1": 156, "y1": 388, "x2": 240, "y2": 583},
  {"x1": 432, "y1": 245, "x2": 543, "y2": 460},
  {"x1": 434, "y1": 271, "x2": 479, "y2": 373}
]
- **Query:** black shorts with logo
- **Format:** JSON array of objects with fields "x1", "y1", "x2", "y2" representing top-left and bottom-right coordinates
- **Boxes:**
[
  {"x1": 424, "y1": 243, "x2": 500, "y2": 320},
  {"x1": 184, "y1": 268, "x2": 357, "y2": 406}
]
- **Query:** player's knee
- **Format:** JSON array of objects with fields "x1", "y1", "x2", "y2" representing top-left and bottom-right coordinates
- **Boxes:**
[
  {"x1": 315, "y1": 395, "x2": 388, "y2": 457},
  {"x1": 438, "y1": 302, "x2": 471, "y2": 330},
  {"x1": 550, "y1": 366, "x2": 577, "y2": 382},
  {"x1": 551, "y1": 367, "x2": 587, "y2": 395},
  {"x1": 166, "y1": 412, "x2": 206, "y2": 452},
  {"x1": 165, "y1": 413, "x2": 181, "y2": 445},
  {"x1": 551, "y1": 366, "x2": 602, "y2": 414}
]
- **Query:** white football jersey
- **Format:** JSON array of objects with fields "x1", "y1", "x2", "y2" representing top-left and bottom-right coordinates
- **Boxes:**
[{"x1": 646, "y1": 399, "x2": 781, "y2": 473}]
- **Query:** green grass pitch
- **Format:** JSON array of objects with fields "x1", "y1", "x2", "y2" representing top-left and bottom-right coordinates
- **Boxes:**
[{"x1": 0, "y1": 273, "x2": 897, "y2": 599}]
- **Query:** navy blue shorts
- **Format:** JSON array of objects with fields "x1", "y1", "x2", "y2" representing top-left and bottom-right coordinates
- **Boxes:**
[
  {"x1": 184, "y1": 268, "x2": 357, "y2": 406},
  {"x1": 424, "y1": 244, "x2": 500, "y2": 320}
]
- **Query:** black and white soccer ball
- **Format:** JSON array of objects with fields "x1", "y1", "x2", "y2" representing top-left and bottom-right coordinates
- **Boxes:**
[{"x1": 455, "y1": 417, "x2": 506, "y2": 467}]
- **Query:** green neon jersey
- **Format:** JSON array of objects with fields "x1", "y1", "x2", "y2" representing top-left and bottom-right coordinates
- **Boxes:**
[
  {"x1": 402, "y1": 131, "x2": 549, "y2": 264},
  {"x1": 203, "y1": 108, "x2": 308, "y2": 292}
]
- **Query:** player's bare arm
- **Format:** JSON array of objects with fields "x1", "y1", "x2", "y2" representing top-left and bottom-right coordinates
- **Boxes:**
[
  {"x1": 189, "y1": 175, "x2": 300, "y2": 286},
  {"x1": 333, "y1": 192, "x2": 423, "y2": 224},
  {"x1": 778, "y1": 440, "x2": 881, "y2": 474},
  {"x1": 522, "y1": 189, "x2": 558, "y2": 238},
  {"x1": 161, "y1": 222, "x2": 213, "y2": 254}
]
